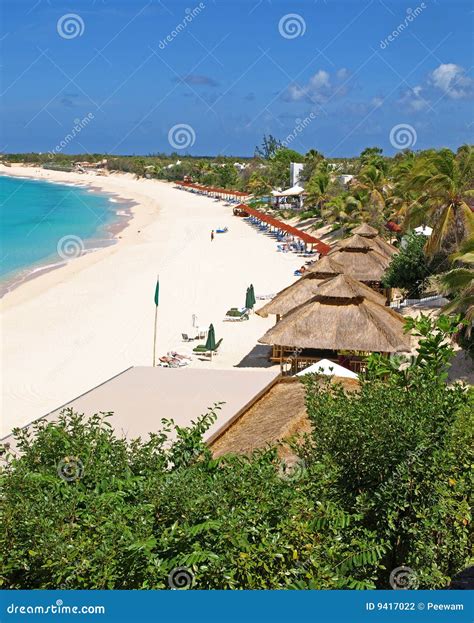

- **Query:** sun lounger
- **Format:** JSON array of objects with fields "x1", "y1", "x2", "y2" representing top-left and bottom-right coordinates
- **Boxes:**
[
  {"x1": 182, "y1": 333, "x2": 194, "y2": 342},
  {"x1": 168, "y1": 351, "x2": 192, "y2": 361},
  {"x1": 224, "y1": 307, "x2": 249, "y2": 321},
  {"x1": 158, "y1": 356, "x2": 188, "y2": 368},
  {"x1": 193, "y1": 338, "x2": 223, "y2": 355}
]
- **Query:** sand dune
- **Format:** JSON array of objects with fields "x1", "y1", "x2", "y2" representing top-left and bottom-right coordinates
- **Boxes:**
[{"x1": 0, "y1": 166, "x2": 303, "y2": 436}]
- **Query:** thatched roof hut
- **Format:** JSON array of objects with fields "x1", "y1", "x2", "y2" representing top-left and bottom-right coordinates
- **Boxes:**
[
  {"x1": 351, "y1": 223, "x2": 398, "y2": 258},
  {"x1": 259, "y1": 274, "x2": 410, "y2": 353},
  {"x1": 352, "y1": 223, "x2": 379, "y2": 236},
  {"x1": 305, "y1": 254, "x2": 345, "y2": 277},
  {"x1": 210, "y1": 377, "x2": 359, "y2": 460},
  {"x1": 256, "y1": 256, "x2": 344, "y2": 318},
  {"x1": 328, "y1": 234, "x2": 391, "y2": 284}
]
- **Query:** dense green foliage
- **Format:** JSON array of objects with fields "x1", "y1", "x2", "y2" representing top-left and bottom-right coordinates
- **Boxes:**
[
  {"x1": 1, "y1": 317, "x2": 471, "y2": 590},
  {"x1": 302, "y1": 315, "x2": 472, "y2": 589},
  {"x1": 383, "y1": 232, "x2": 430, "y2": 297},
  {"x1": 435, "y1": 238, "x2": 474, "y2": 356}
]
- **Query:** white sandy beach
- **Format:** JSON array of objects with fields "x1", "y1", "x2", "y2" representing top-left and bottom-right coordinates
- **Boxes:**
[{"x1": 0, "y1": 165, "x2": 304, "y2": 436}]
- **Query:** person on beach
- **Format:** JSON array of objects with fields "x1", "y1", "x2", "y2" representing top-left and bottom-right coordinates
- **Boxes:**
[{"x1": 211, "y1": 230, "x2": 214, "y2": 242}]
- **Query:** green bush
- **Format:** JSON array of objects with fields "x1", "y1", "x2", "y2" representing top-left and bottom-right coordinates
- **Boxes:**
[
  {"x1": 383, "y1": 232, "x2": 430, "y2": 297},
  {"x1": 1, "y1": 317, "x2": 471, "y2": 590}
]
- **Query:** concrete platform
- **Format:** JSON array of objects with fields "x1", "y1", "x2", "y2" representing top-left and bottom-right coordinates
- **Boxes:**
[{"x1": 2, "y1": 367, "x2": 281, "y2": 446}]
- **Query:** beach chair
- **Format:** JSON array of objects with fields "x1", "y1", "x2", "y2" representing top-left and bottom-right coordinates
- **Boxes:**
[
  {"x1": 193, "y1": 338, "x2": 223, "y2": 355},
  {"x1": 182, "y1": 333, "x2": 193, "y2": 342},
  {"x1": 224, "y1": 307, "x2": 249, "y2": 321}
]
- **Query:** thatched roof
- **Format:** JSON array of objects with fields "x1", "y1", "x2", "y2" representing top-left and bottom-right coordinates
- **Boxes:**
[
  {"x1": 305, "y1": 254, "x2": 344, "y2": 277},
  {"x1": 210, "y1": 377, "x2": 359, "y2": 459},
  {"x1": 328, "y1": 234, "x2": 391, "y2": 282},
  {"x1": 256, "y1": 274, "x2": 324, "y2": 318},
  {"x1": 259, "y1": 274, "x2": 410, "y2": 353},
  {"x1": 257, "y1": 256, "x2": 345, "y2": 318},
  {"x1": 352, "y1": 223, "x2": 379, "y2": 237},
  {"x1": 350, "y1": 224, "x2": 398, "y2": 259}
]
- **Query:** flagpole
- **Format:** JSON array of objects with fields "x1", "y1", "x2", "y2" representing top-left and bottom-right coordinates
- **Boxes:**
[
  {"x1": 152, "y1": 304, "x2": 158, "y2": 366},
  {"x1": 153, "y1": 274, "x2": 159, "y2": 367}
]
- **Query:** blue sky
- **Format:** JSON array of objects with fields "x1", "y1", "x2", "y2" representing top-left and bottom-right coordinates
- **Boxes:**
[{"x1": 1, "y1": 0, "x2": 473, "y2": 156}]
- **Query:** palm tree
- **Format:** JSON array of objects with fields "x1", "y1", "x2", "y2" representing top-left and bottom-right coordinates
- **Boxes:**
[
  {"x1": 389, "y1": 152, "x2": 419, "y2": 222},
  {"x1": 434, "y1": 238, "x2": 474, "y2": 339},
  {"x1": 352, "y1": 165, "x2": 391, "y2": 229},
  {"x1": 403, "y1": 147, "x2": 474, "y2": 256},
  {"x1": 305, "y1": 170, "x2": 330, "y2": 213},
  {"x1": 322, "y1": 194, "x2": 365, "y2": 234},
  {"x1": 247, "y1": 173, "x2": 272, "y2": 197}
]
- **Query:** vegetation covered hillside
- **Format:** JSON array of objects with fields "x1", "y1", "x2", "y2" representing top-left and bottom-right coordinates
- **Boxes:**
[{"x1": 1, "y1": 317, "x2": 472, "y2": 590}]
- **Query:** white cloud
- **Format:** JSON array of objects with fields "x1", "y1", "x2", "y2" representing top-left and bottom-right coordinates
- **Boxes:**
[
  {"x1": 336, "y1": 68, "x2": 349, "y2": 80},
  {"x1": 309, "y1": 70, "x2": 331, "y2": 89},
  {"x1": 283, "y1": 68, "x2": 350, "y2": 104},
  {"x1": 398, "y1": 85, "x2": 430, "y2": 112},
  {"x1": 429, "y1": 63, "x2": 473, "y2": 99}
]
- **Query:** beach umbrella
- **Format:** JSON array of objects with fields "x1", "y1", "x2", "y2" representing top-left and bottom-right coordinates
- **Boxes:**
[
  {"x1": 205, "y1": 323, "x2": 216, "y2": 351},
  {"x1": 249, "y1": 284, "x2": 256, "y2": 307},
  {"x1": 245, "y1": 287, "x2": 252, "y2": 310}
]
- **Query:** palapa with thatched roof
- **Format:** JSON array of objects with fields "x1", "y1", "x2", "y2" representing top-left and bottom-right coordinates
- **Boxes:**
[
  {"x1": 327, "y1": 234, "x2": 391, "y2": 285},
  {"x1": 257, "y1": 256, "x2": 344, "y2": 319},
  {"x1": 351, "y1": 223, "x2": 398, "y2": 259},
  {"x1": 259, "y1": 274, "x2": 410, "y2": 357},
  {"x1": 210, "y1": 376, "x2": 359, "y2": 460},
  {"x1": 305, "y1": 254, "x2": 345, "y2": 277}
]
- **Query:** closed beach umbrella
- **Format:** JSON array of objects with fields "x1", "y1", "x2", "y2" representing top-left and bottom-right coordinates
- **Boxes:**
[
  {"x1": 205, "y1": 323, "x2": 216, "y2": 351},
  {"x1": 249, "y1": 284, "x2": 256, "y2": 307},
  {"x1": 245, "y1": 287, "x2": 252, "y2": 309}
]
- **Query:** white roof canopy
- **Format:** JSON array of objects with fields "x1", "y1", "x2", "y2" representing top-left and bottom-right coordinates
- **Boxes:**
[
  {"x1": 296, "y1": 358, "x2": 358, "y2": 379},
  {"x1": 272, "y1": 185, "x2": 305, "y2": 197},
  {"x1": 414, "y1": 225, "x2": 433, "y2": 236}
]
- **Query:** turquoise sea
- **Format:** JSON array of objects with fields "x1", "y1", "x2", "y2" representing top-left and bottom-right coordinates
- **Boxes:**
[{"x1": 0, "y1": 175, "x2": 130, "y2": 294}]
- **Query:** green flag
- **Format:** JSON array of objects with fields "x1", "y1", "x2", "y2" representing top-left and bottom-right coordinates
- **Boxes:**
[{"x1": 154, "y1": 278, "x2": 160, "y2": 307}]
